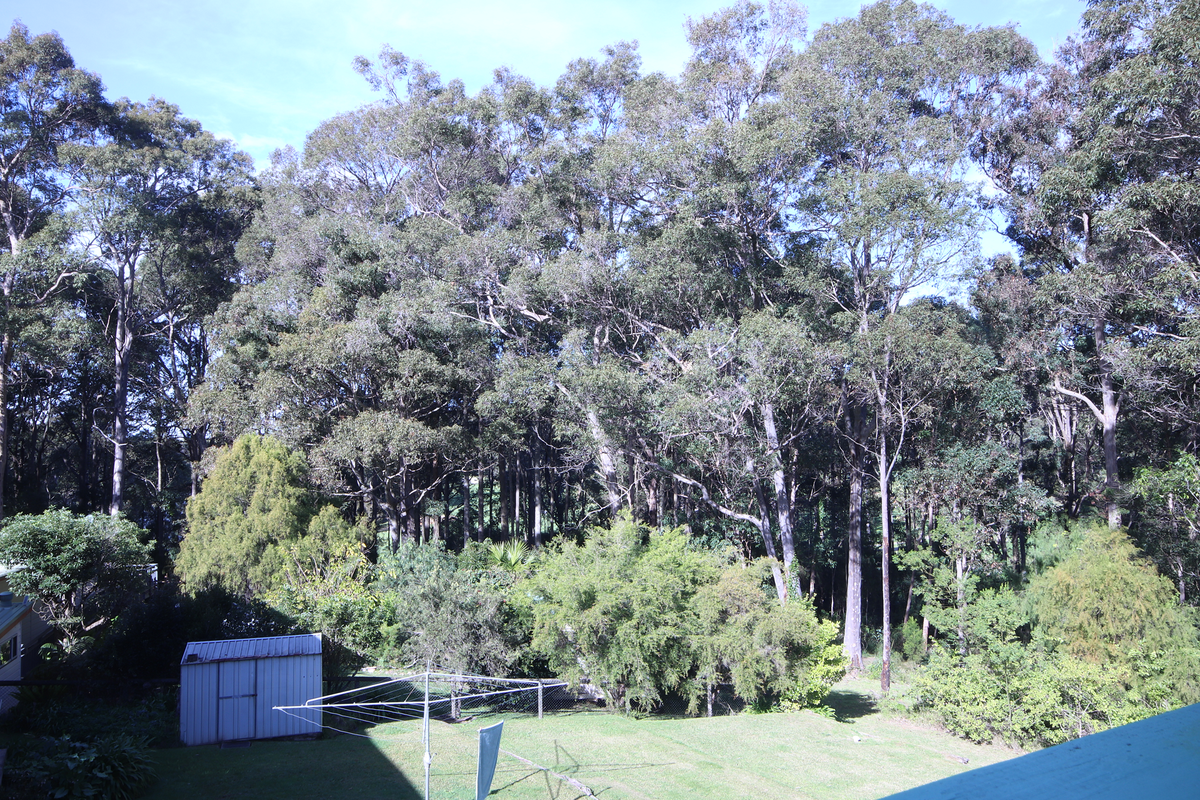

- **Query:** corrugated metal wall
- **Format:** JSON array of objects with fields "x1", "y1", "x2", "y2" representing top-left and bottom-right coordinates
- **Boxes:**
[
  {"x1": 257, "y1": 655, "x2": 321, "y2": 739},
  {"x1": 180, "y1": 647, "x2": 321, "y2": 746},
  {"x1": 180, "y1": 662, "x2": 220, "y2": 746}
]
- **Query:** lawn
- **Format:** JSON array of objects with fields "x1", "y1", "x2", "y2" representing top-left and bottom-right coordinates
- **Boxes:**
[{"x1": 144, "y1": 674, "x2": 1021, "y2": 800}]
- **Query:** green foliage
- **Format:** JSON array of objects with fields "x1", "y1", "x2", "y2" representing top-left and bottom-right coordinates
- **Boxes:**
[
  {"x1": 0, "y1": 509, "x2": 150, "y2": 648},
  {"x1": 488, "y1": 539, "x2": 531, "y2": 571},
  {"x1": 894, "y1": 618, "x2": 925, "y2": 662},
  {"x1": 1133, "y1": 453, "x2": 1200, "y2": 601},
  {"x1": 62, "y1": 586, "x2": 285, "y2": 682},
  {"x1": 12, "y1": 734, "x2": 155, "y2": 800},
  {"x1": 7, "y1": 690, "x2": 178, "y2": 747},
  {"x1": 372, "y1": 540, "x2": 524, "y2": 676},
  {"x1": 178, "y1": 434, "x2": 314, "y2": 597},
  {"x1": 266, "y1": 507, "x2": 387, "y2": 679},
  {"x1": 777, "y1": 628, "x2": 848, "y2": 712},
  {"x1": 1027, "y1": 523, "x2": 1197, "y2": 666},
  {"x1": 691, "y1": 560, "x2": 846, "y2": 713},
  {"x1": 521, "y1": 515, "x2": 717, "y2": 713},
  {"x1": 916, "y1": 523, "x2": 1200, "y2": 746},
  {"x1": 914, "y1": 643, "x2": 1135, "y2": 746}
]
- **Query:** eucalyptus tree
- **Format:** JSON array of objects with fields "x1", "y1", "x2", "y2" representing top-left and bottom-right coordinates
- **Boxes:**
[
  {"x1": 67, "y1": 98, "x2": 254, "y2": 516},
  {"x1": 0, "y1": 22, "x2": 103, "y2": 517},
  {"x1": 850, "y1": 299, "x2": 992, "y2": 687},
  {"x1": 787, "y1": 0, "x2": 1038, "y2": 671},
  {"x1": 200, "y1": 59, "x2": 501, "y2": 550},
  {"x1": 976, "y1": 0, "x2": 1200, "y2": 530}
]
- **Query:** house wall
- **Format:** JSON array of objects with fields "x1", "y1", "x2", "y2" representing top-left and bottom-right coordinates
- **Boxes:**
[{"x1": 0, "y1": 633, "x2": 20, "y2": 715}]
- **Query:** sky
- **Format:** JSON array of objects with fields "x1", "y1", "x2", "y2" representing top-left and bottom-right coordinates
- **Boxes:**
[{"x1": 13, "y1": 0, "x2": 1087, "y2": 169}]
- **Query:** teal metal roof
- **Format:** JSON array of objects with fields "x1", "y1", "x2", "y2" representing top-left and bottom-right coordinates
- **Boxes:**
[{"x1": 884, "y1": 703, "x2": 1200, "y2": 799}]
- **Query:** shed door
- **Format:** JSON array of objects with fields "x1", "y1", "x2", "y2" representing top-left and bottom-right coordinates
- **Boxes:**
[{"x1": 218, "y1": 660, "x2": 257, "y2": 741}]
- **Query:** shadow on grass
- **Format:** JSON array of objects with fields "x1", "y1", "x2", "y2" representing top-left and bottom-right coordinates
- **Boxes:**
[
  {"x1": 146, "y1": 731, "x2": 422, "y2": 800},
  {"x1": 824, "y1": 689, "x2": 878, "y2": 722}
]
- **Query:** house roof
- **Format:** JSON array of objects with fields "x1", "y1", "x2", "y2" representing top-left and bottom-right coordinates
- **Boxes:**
[
  {"x1": 883, "y1": 702, "x2": 1200, "y2": 799},
  {"x1": 180, "y1": 633, "x2": 322, "y2": 665},
  {"x1": 0, "y1": 600, "x2": 31, "y2": 640}
]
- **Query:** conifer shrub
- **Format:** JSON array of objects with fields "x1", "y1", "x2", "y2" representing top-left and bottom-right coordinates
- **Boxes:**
[{"x1": 914, "y1": 523, "x2": 1200, "y2": 746}]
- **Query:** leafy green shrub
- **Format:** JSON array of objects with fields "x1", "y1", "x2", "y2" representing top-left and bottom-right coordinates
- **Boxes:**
[
  {"x1": 11, "y1": 734, "x2": 155, "y2": 800},
  {"x1": 520, "y1": 515, "x2": 717, "y2": 713},
  {"x1": 778, "y1": 623, "x2": 849, "y2": 711},
  {"x1": 177, "y1": 434, "x2": 315, "y2": 598},
  {"x1": 373, "y1": 540, "x2": 526, "y2": 676},
  {"x1": 6, "y1": 691, "x2": 179, "y2": 746},
  {"x1": 1027, "y1": 524, "x2": 1198, "y2": 668},
  {"x1": 0, "y1": 510, "x2": 151, "y2": 650},
  {"x1": 914, "y1": 643, "x2": 1136, "y2": 746},
  {"x1": 895, "y1": 618, "x2": 925, "y2": 661}
]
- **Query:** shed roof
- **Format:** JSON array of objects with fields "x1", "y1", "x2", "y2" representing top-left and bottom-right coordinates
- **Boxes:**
[{"x1": 181, "y1": 633, "x2": 322, "y2": 666}]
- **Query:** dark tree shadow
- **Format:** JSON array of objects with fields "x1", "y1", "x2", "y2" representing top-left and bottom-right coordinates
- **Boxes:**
[{"x1": 824, "y1": 689, "x2": 877, "y2": 722}]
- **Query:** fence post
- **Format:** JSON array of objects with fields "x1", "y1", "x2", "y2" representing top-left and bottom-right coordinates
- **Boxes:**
[{"x1": 538, "y1": 681, "x2": 543, "y2": 720}]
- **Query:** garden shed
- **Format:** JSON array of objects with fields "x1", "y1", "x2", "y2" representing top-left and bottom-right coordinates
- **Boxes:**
[{"x1": 179, "y1": 633, "x2": 322, "y2": 746}]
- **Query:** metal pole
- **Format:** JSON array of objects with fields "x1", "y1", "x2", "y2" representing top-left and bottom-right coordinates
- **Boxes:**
[
  {"x1": 537, "y1": 681, "x2": 543, "y2": 720},
  {"x1": 424, "y1": 672, "x2": 431, "y2": 800}
]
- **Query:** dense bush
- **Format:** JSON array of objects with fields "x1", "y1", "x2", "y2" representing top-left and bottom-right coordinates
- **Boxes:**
[
  {"x1": 371, "y1": 540, "x2": 527, "y2": 676},
  {"x1": 520, "y1": 516, "x2": 717, "y2": 712},
  {"x1": 914, "y1": 523, "x2": 1200, "y2": 746},
  {"x1": 6, "y1": 690, "x2": 178, "y2": 746},
  {"x1": 0, "y1": 510, "x2": 152, "y2": 651},
  {"x1": 692, "y1": 560, "x2": 847, "y2": 714},
  {"x1": 9, "y1": 734, "x2": 155, "y2": 800},
  {"x1": 177, "y1": 434, "x2": 315, "y2": 597},
  {"x1": 521, "y1": 517, "x2": 846, "y2": 715},
  {"x1": 915, "y1": 643, "x2": 1135, "y2": 746}
]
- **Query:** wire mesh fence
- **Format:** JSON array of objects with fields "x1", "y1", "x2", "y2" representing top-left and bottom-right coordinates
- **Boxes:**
[{"x1": 275, "y1": 672, "x2": 580, "y2": 799}]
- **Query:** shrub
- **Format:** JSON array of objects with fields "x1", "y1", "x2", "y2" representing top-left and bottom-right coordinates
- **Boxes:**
[
  {"x1": 373, "y1": 540, "x2": 525, "y2": 676},
  {"x1": 914, "y1": 643, "x2": 1135, "y2": 746},
  {"x1": 895, "y1": 618, "x2": 925, "y2": 661},
  {"x1": 6, "y1": 690, "x2": 179, "y2": 746},
  {"x1": 0, "y1": 510, "x2": 151, "y2": 650},
  {"x1": 11, "y1": 734, "x2": 155, "y2": 800},
  {"x1": 692, "y1": 561, "x2": 847, "y2": 713},
  {"x1": 520, "y1": 515, "x2": 717, "y2": 713}
]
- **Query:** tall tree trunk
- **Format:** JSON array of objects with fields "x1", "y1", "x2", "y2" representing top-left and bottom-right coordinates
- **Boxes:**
[
  {"x1": 532, "y1": 436, "x2": 544, "y2": 548},
  {"x1": 110, "y1": 271, "x2": 134, "y2": 517},
  {"x1": 0, "y1": 236, "x2": 18, "y2": 521},
  {"x1": 0, "y1": 330, "x2": 10, "y2": 521},
  {"x1": 878, "y1": 434, "x2": 893, "y2": 693},
  {"x1": 751, "y1": 460, "x2": 788, "y2": 605},
  {"x1": 844, "y1": 404, "x2": 867, "y2": 673},
  {"x1": 955, "y1": 552, "x2": 968, "y2": 655},
  {"x1": 478, "y1": 462, "x2": 486, "y2": 540},
  {"x1": 585, "y1": 407, "x2": 622, "y2": 512},
  {"x1": 761, "y1": 401, "x2": 797, "y2": 582},
  {"x1": 462, "y1": 471, "x2": 472, "y2": 543},
  {"x1": 1095, "y1": 317, "x2": 1121, "y2": 528},
  {"x1": 383, "y1": 490, "x2": 402, "y2": 553},
  {"x1": 513, "y1": 454, "x2": 523, "y2": 542},
  {"x1": 499, "y1": 457, "x2": 510, "y2": 538},
  {"x1": 810, "y1": 500, "x2": 821, "y2": 598}
]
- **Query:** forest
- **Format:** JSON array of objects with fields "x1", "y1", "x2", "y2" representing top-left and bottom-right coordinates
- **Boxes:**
[{"x1": 2, "y1": 0, "x2": 1200, "y2": 759}]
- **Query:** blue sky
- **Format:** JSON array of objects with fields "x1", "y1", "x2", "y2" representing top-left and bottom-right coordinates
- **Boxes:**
[{"x1": 13, "y1": 1, "x2": 1086, "y2": 168}]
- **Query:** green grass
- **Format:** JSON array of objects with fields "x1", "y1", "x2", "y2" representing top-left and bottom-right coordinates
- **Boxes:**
[{"x1": 144, "y1": 677, "x2": 1020, "y2": 800}]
